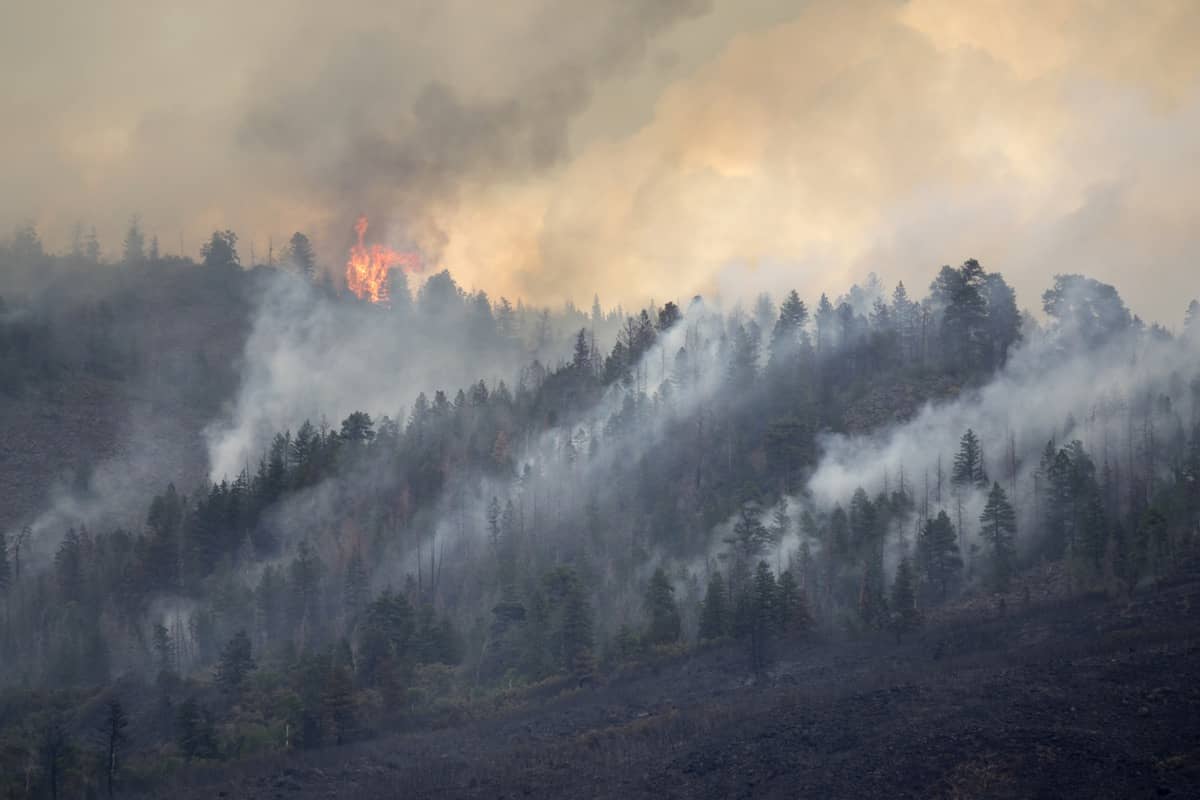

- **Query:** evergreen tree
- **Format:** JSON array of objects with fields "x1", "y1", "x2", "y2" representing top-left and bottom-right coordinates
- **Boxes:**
[
  {"x1": 356, "y1": 589, "x2": 414, "y2": 688},
  {"x1": 918, "y1": 511, "x2": 962, "y2": 600},
  {"x1": 39, "y1": 715, "x2": 72, "y2": 800},
  {"x1": 889, "y1": 557, "x2": 920, "y2": 642},
  {"x1": 1185, "y1": 299, "x2": 1199, "y2": 334},
  {"x1": 931, "y1": 260, "x2": 988, "y2": 370},
  {"x1": 324, "y1": 652, "x2": 356, "y2": 745},
  {"x1": 152, "y1": 622, "x2": 175, "y2": 675},
  {"x1": 122, "y1": 215, "x2": 145, "y2": 265},
  {"x1": 343, "y1": 550, "x2": 369, "y2": 624},
  {"x1": 287, "y1": 231, "x2": 317, "y2": 279},
  {"x1": 775, "y1": 569, "x2": 811, "y2": 633},
  {"x1": 725, "y1": 504, "x2": 773, "y2": 591},
  {"x1": 813, "y1": 293, "x2": 834, "y2": 349},
  {"x1": 1077, "y1": 485, "x2": 1108, "y2": 574},
  {"x1": 891, "y1": 281, "x2": 918, "y2": 361},
  {"x1": 1112, "y1": 520, "x2": 1141, "y2": 596},
  {"x1": 749, "y1": 561, "x2": 777, "y2": 673},
  {"x1": 486, "y1": 496, "x2": 502, "y2": 550},
  {"x1": 572, "y1": 328, "x2": 593, "y2": 373},
  {"x1": 289, "y1": 541, "x2": 323, "y2": 641},
  {"x1": 215, "y1": 629, "x2": 256, "y2": 699},
  {"x1": 0, "y1": 529, "x2": 9, "y2": 596},
  {"x1": 982, "y1": 272, "x2": 1021, "y2": 368},
  {"x1": 952, "y1": 429, "x2": 988, "y2": 487},
  {"x1": 102, "y1": 698, "x2": 129, "y2": 799},
  {"x1": 979, "y1": 482, "x2": 1017, "y2": 592},
  {"x1": 768, "y1": 290, "x2": 809, "y2": 367},
  {"x1": 643, "y1": 567, "x2": 681, "y2": 645},
  {"x1": 698, "y1": 570, "x2": 729, "y2": 640},
  {"x1": 561, "y1": 580, "x2": 595, "y2": 680},
  {"x1": 858, "y1": 548, "x2": 887, "y2": 630},
  {"x1": 200, "y1": 229, "x2": 239, "y2": 268},
  {"x1": 175, "y1": 698, "x2": 217, "y2": 761}
]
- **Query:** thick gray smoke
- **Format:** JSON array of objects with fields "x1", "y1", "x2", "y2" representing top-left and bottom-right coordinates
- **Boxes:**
[
  {"x1": 802, "y1": 316, "x2": 1200, "y2": 558},
  {"x1": 204, "y1": 269, "x2": 584, "y2": 480},
  {"x1": 237, "y1": 0, "x2": 710, "y2": 256}
]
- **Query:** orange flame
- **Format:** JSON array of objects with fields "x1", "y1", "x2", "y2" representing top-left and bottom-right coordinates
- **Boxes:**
[{"x1": 345, "y1": 216, "x2": 422, "y2": 303}]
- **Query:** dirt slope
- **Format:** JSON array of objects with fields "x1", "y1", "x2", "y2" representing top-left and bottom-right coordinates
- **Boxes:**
[{"x1": 159, "y1": 569, "x2": 1200, "y2": 799}]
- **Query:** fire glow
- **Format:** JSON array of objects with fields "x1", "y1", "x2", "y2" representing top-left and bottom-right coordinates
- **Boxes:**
[{"x1": 345, "y1": 216, "x2": 422, "y2": 303}]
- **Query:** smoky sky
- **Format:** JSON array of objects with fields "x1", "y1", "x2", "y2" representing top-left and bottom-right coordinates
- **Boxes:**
[{"x1": 2, "y1": 0, "x2": 1198, "y2": 321}]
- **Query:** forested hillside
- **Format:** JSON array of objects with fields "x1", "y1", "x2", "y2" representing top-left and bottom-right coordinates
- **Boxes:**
[{"x1": 1, "y1": 223, "x2": 1198, "y2": 798}]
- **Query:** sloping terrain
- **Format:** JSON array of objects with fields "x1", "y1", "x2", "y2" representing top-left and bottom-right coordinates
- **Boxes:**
[
  {"x1": 0, "y1": 265, "x2": 252, "y2": 535},
  {"x1": 158, "y1": 564, "x2": 1200, "y2": 799}
]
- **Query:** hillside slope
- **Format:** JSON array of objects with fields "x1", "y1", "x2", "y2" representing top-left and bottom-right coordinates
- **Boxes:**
[{"x1": 158, "y1": 562, "x2": 1200, "y2": 799}]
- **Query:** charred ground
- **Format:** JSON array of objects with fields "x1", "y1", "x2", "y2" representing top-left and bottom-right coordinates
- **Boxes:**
[{"x1": 155, "y1": 560, "x2": 1200, "y2": 799}]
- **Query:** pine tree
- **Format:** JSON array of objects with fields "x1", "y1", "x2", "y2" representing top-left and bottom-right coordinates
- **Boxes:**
[
  {"x1": 175, "y1": 697, "x2": 217, "y2": 761},
  {"x1": 749, "y1": 561, "x2": 777, "y2": 673},
  {"x1": 102, "y1": 698, "x2": 129, "y2": 799},
  {"x1": 561, "y1": 581, "x2": 594, "y2": 680},
  {"x1": 152, "y1": 622, "x2": 175, "y2": 675},
  {"x1": 980, "y1": 482, "x2": 1017, "y2": 591},
  {"x1": 858, "y1": 548, "x2": 887, "y2": 629},
  {"x1": 122, "y1": 215, "x2": 145, "y2": 264},
  {"x1": 39, "y1": 715, "x2": 72, "y2": 800},
  {"x1": 572, "y1": 328, "x2": 592, "y2": 373},
  {"x1": 356, "y1": 589, "x2": 414, "y2": 688},
  {"x1": 918, "y1": 510, "x2": 962, "y2": 601},
  {"x1": 644, "y1": 567, "x2": 681, "y2": 645},
  {"x1": 323, "y1": 654, "x2": 356, "y2": 745},
  {"x1": 775, "y1": 569, "x2": 812, "y2": 633},
  {"x1": 698, "y1": 570, "x2": 729, "y2": 640},
  {"x1": 952, "y1": 429, "x2": 988, "y2": 487},
  {"x1": 343, "y1": 550, "x2": 369, "y2": 624},
  {"x1": 1112, "y1": 521, "x2": 1141, "y2": 596},
  {"x1": 0, "y1": 529, "x2": 10, "y2": 596},
  {"x1": 889, "y1": 557, "x2": 920, "y2": 642},
  {"x1": 891, "y1": 281, "x2": 918, "y2": 361},
  {"x1": 768, "y1": 290, "x2": 809, "y2": 371},
  {"x1": 216, "y1": 630, "x2": 256, "y2": 699},
  {"x1": 287, "y1": 231, "x2": 317, "y2": 279},
  {"x1": 725, "y1": 504, "x2": 772, "y2": 591},
  {"x1": 1077, "y1": 485, "x2": 1108, "y2": 574},
  {"x1": 486, "y1": 496, "x2": 502, "y2": 550},
  {"x1": 289, "y1": 541, "x2": 323, "y2": 641}
]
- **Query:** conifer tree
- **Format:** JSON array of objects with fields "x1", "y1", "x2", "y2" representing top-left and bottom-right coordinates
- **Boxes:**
[
  {"x1": 858, "y1": 549, "x2": 887, "y2": 629},
  {"x1": 122, "y1": 215, "x2": 145, "y2": 264},
  {"x1": 286, "y1": 231, "x2": 317, "y2": 279},
  {"x1": 0, "y1": 529, "x2": 9, "y2": 596},
  {"x1": 699, "y1": 570, "x2": 729, "y2": 640},
  {"x1": 889, "y1": 557, "x2": 920, "y2": 642},
  {"x1": 980, "y1": 482, "x2": 1017, "y2": 591},
  {"x1": 102, "y1": 698, "x2": 129, "y2": 799},
  {"x1": 749, "y1": 561, "x2": 777, "y2": 673},
  {"x1": 561, "y1": 580, "x2": 594, "y2": 680},
  {"x1": 918, "y1": 510, "x2": 962, "y2": 601},
  {"x1": 216, "y1": 630, "x2": 256, "y2": 699},
  {"x1": 175, "y1": 698, "x2": 217, "y2": 761},
  {"x1": 644, "y1": 568, "x2": 681, "y2": 645},
  {"x1": 152, "y1": 622, "x2": 175, "y2": 675},
  {"x1": 343, "y1": 550, "x2": 369, "y2": 624},
  {"x1": 952, "y1": 429, "x2": 988, "y2": 487},
  {"x1": 324, "y1": 651, "x2": 356, "y2": 745},
  {"x1": 775, "y1": 569, "x2": 812, "y2": 633}
]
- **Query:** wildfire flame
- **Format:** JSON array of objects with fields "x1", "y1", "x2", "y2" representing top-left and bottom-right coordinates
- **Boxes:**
[{"x1": 345, "y1": 216, "x2": 422, "y2": 303}]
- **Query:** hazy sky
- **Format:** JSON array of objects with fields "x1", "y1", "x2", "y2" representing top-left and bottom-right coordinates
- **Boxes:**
[{"x1": 3, "y1": 0, "x2": 1198, "y2": 321}]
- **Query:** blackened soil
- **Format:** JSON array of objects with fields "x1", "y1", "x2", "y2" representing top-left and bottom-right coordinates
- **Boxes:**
[{"x1": 165, "y1": 574, "x2": 1200, "y2": 799}]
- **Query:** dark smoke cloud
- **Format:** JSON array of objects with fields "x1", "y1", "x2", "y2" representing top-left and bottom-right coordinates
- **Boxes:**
[{"x1": 236, "y1": 0, "x2": 711, "y2": 254}]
